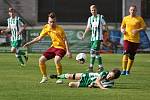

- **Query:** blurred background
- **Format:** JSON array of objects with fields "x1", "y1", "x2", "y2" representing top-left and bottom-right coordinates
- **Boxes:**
[{"x1": 0, "y1": 0, "x2": 150, "y2": 53}]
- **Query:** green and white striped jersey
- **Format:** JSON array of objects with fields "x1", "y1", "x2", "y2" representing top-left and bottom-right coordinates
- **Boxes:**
[
  {"x1": 7, "y1": 16, "x2": 25, "y2": 41},
  {"x1": 87, "y1": 14, "x2": 106, "y2": 41}
]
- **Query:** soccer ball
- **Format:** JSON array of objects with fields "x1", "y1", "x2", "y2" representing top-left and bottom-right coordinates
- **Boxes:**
[
  {"x1": 101, "y1": 80, "x2": 114, "y2": 88},
  {"x1": 76, "y1": 53, "x2": 86, "y2": 64}
]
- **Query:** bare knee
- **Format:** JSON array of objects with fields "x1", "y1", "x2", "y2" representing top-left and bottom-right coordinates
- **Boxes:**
[{"x1": 39, "y1": 56, "x2": 47, "y2": 64}]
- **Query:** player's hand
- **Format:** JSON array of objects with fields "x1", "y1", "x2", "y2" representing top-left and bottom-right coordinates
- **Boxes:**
[
  {"x1": 81, "y1": 34, "x2": 85, "y2": 40},
  {"x1": 0, "y1": 30, "x2": 5, "y2": 34},
  {"x1": 66, "y1": 51, "x2": 72, "y2": 58}
]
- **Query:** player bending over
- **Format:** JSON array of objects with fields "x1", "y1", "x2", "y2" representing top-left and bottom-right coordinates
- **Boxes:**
[{"x1": 50, "y1": 68, "x2": 121, "y2": 90}]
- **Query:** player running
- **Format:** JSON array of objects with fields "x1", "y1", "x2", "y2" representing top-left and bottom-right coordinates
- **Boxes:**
[{"x1": 1, "y1": 7, "x2": 28, "y2": 67}]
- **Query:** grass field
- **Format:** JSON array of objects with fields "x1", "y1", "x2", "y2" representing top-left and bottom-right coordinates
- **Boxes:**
[{"x1": 0, "y1": 53, "x2": 150, "y2": 100}]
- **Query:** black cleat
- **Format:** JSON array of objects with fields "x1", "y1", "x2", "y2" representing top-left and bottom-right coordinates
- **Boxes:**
[{"x1": 49, "y1": 74, "x2": 58, "y2": 79}]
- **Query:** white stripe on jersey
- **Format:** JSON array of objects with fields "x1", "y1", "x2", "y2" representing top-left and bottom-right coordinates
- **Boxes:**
[
  {"x1": 7, "y1": 16, "x2": 24, "y2": 41},
  {"x1": 87, "y1": 14, "x2": 106, "y2": 41}
]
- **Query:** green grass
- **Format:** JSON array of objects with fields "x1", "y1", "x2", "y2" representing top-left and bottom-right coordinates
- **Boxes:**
[{"x1": 0, "y1": 53, "x2": 150, "y2": 100}]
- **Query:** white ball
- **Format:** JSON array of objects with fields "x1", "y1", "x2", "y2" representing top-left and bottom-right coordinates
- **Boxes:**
[{"x1": 76, "y1": 53, "x2": 86, "y2": 64}]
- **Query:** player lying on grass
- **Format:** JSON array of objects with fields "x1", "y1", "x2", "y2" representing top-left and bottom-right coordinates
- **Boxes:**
[{"x1": 50, "y1": 68, "x2": 121, "y2": 90}]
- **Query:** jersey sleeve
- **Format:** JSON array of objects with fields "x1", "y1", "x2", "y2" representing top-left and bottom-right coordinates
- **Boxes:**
[
  {"x1": 7, "y1": 19, "x2": 10, "y2": 29},
  {"x1": 99, "y1": 71, "x2": 108, "y2": 79},
  {"x1": 139, "y1": 17, "x2": 146, "y2": 28},
  {"x1": 101, "y1": 15, "x2": 106, "y2": 25},
  {"x1": 121, "y1": 17, "x2": 126, "y2": 28},
  {"x1": 40, "y1": 25, "x2": 49, "y2": 37},
  {"x1": 18, "y1": 17, "x2": 25, "y2": 26}
]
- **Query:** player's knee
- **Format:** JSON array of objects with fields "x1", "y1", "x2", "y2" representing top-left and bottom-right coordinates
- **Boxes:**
[
  {"x1": 90, "y1": 49, "x2": 96, "y2": 54},
  {"x1": 39, "y1": 56, "x2": 47, "y2": 63}
]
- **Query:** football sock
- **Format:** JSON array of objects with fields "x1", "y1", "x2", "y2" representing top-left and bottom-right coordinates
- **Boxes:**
[
  {"x1": 39, "y1": 62, "x2": 47, "y2": 77},
  {"x1": 56, "y1": 63, "x2": 62, "y2": 75},
  {"x1": 126, "y1": 58, "x2": 134, "y2": 72},
  {"x1": 90, "y1": 54, "x2": 95, "y2": 66},
  {"x1": 18, "y1": 50, "x2": 25, "y2": 56},
  {"x1": 96, "y1": 55, "x2": 103, "y2": 66},
  {"x1": 122, "y1": 55, "x2": 128, "y2": 71},
  {"x1": 57, "y1": 74, "x2": 67, "y2": 79},
  {"x1": 16, "y1": 55, "x2": 24, "y2": 64}
]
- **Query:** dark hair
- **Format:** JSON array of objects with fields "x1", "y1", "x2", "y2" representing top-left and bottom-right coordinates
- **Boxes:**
[
  {"x1": 8, "y1": 7, "x2": 15, "y2": 12},
  {"x1": 48, "y1": 12, "x2": 56, "y2": 19},
  {"x1": 111, "y1": 68, "x2": 121, "y2": 79}
]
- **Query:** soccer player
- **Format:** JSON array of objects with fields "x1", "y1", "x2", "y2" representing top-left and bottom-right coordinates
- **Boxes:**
[
  {"x1": 1, "y1": 7, "x2": 28, "y2": 67},
  {"x1": 120, "y1": 5, "x2": 146, "y2": 75},
  {"x1": 82, "y1": 5, "x2": 109, "y2": 72},
  {"x1": 23, "y1": 12, "x2": 72, "y2": 83},
  {"x1": 50, "y1": 68, "x2": 121, "y2": 89}
]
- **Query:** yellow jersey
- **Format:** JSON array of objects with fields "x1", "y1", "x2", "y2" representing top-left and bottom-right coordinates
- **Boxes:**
[
  {"x1": 121, "y1": 15, "x2": 146, "y2": 43},
  {"x1": 40, "y1": 24, "x2": 66, "y2": 50}
]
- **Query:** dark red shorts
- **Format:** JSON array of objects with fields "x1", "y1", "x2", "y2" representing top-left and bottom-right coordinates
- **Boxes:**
[
  {"x1": 123, "y1": 40, "x2": 140, "y2": 53},
  {"x1": 43, "y1": 47, "x2": 66, "y2": 60}
]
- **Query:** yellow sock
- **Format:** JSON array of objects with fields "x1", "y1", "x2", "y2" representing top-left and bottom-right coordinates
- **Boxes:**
[
  {"x1": 39, "y1": 62, "x2": 47, "y2": 77},
  {"x1": 122, "y1": 55, "x2": 128, "y2": 71},
  {"x1": 126, "y1": 58, "x2": 134, "y2": 72},
  {"x1": 56, "y1": 63, "x2": 62, "y2": 75}
]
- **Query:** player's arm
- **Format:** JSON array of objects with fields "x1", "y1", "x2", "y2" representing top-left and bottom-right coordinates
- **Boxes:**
[
  {"x1": 95, "y1": 77, "x2": 108, "y2": 90},
  {"x1": 120, "y1": 17, "x2": 126, "y2": 34},
  {"x1": 64, "y1": 35, "x2": 72, "y2": 58},
  {"x1": 132, "y1": 17, "x2": 147, "y2": 34},
  {"x1": 0, "y1": 28, "x2": 10, "y2": 34},
  {"x1": 18, "y1": 18, "x2": 27, "y2": 35},
  {"x1": 23, "y1": 35, "x2": 44, "y2": 47},
  {"x1": 82, "y1": 18, "x2": 91, "y2": 39}
]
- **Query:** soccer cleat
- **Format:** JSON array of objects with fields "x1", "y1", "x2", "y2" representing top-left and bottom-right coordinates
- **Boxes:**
[
  {"x1": 56, "y1": 79, "x2": 63, "y2": 84},
  {"x1": 125, "y1": 71, "x2": 130, "y2": 75},
  {"x1": 97, "y1": 67, "x2": 104, "y2": 72},
  {"x1": 86, "y1": 67, "x2": 94, "y2": 72},
  {"x1": 40, "y1": 77, "x2": 48, "y2": 83},
  {"x1": 121, "y1": 71, "x2": 126, "y2": 75},
  {"x1": 20, "y1": 64, "x2": 25, "y2": 67},
  {"x1": 24, "y1": 51, "x2": 28, "y2": 62},
  {"x1": 49, "y1": 74, "x2": 58, "y2": 79}
]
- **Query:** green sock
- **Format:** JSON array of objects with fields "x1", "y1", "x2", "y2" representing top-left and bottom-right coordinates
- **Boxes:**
[
  {"x1": 96, "y1": 55, "x2": 102, "y2": 65},
  {"x1": 57, "y1": 74, "x2": 66, "y2": 79},
  {"x1": 18, "y1": 50, "x2": 25, "y2": 56},
  {"x1": 90, "y1": 56, "x2": 95, "y2": 65},
  {"x1": 16, "y1": 55, "x2": 24, "y2": 64}
]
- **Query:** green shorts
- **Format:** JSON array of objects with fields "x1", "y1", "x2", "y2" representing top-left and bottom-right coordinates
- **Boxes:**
[
  {"x1": 11, "y1": 40, "x2": 22, "y2": 48},
  {"x1": 90, "y1": 40, "x2": 101, "y2": 51}
]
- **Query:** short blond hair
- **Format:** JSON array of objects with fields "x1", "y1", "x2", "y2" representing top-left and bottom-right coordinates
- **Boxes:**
[{"x1": 90, "y1": 5, "x2": 97, "y2": 9}]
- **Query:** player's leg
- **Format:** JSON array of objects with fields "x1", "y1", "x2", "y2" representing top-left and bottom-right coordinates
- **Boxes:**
[
  {"x1": 126, "y1": 42, "x2": 139, "y2": 75},
  {"x1": 39, "y1": 48, "x2": 55, "y2": 83},
  {"x1": 17, "y1": 40, "x2": 28, "y2": 63},
  {"x1": 11, "y1": 41, "x2": 25, "y2": 66},
  {"x1": 121, "y1": 40, "x2": 129, "y2": 75},
  {"x1": 39, "y1": 56, "x2": 48, "y2": 83},
  {"x1": 54, "y1": 48, "x2": 66, "y2": 84},
  {"x1": 50, "y1": 73, "x2": 83, "y2": 80},
  {"x1": 94, "y1": 40, "x2": 104, "y2": 72}
]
